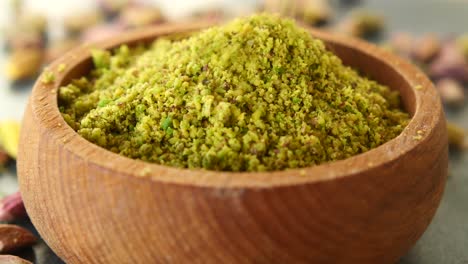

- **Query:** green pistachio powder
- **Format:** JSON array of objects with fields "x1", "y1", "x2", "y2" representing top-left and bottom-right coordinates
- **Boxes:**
[{"x1": 59, "y1": 14, "x2": 409, "y2": 172}]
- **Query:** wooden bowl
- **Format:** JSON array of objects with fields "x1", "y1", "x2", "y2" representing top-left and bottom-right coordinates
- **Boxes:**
[{"x1": 17, "y1": 22, "x2": 448, "y2": 264}]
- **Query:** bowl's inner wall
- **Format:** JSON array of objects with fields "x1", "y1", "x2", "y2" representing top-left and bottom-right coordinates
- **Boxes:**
[{"x1": 60, "y1": 32, "x2": 417, "y2": 117}]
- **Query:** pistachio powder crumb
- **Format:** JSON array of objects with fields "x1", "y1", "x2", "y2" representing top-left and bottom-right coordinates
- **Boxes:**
[
  {"x1": 41, "y1": 70, "x2": 55, "y2": 84},
  {"x1": 57, "y1": 63, "x2": 67, "y2": 73},
  {"x1": 58, "y1": 14, "x2": 409, "y2": 172},
  {"x1": 414, "y1": 84, "x2": 423, "y2": 90}
]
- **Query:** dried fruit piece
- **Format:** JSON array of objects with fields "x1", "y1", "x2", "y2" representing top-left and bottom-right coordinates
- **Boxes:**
[
  {"x1": 4, "y1": 49, "x2": 44, "y2": 82},
  {"x1": 0, "y1": 192, "x2": 26, "y2": 222},
  {"x1": 429, "y1": 40, "x2": 468, "y2": 83},
  {"x1": 0, "y1": 225, "x2": 37, "y2": 253},
  {"x1": 119, "y1": 5, "x2": 164, "y2": 29},
  {"x1": 436, "y1": 78, "x2": 465, "y2": 107},
  {"x1": 0, "y1": 255, "x2": 32, "y2": 264},
  {"x1": 64, "y1": 11, "x2": 103, "y2": 37},
  {"x1": 412, "y1": 34, "x2": 441, "y2": 63},
  {"x1": 336, "y1": 10, "x2": 385, "y2": 38},
  {"x1": 447, "y1": 122, "x2": 466, "y2": 149},
  {"x1": 0, "y1": 121, "x2": 20, "y2": 159}
]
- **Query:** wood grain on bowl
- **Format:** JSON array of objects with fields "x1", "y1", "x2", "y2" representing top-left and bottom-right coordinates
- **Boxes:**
[{"x1": 17, "y1": 22, "x2": 448, "y2": 264}]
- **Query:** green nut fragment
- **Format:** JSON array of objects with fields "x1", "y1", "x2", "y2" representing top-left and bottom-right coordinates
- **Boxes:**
[
  {"x1": 57, "y1": 63, "x2": 67, "y2": 73},
  {"x1": 91, "y1": 49, "x2": 111, "y2": 69},
  {"x1": 59, "y1": 14, "x2": 409, "y2": 172},
  {"x1": 41, "y1": 70, "x2": 55, "y2": 84}
]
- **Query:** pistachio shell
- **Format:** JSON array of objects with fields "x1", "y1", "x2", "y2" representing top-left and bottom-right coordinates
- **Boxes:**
[
  {"x1": 4, "y1": 49, "x2": 44, "y2": 82},
  {"x1": 447, "y1": 122, "x2": 466, "y2": 149},
  {"x1": 0, "y1": 224, "x2": 37, "y2": 253},
  {"x1": 412, "y1": 34, "x2": 441, "y2": 63},
  {"x1": 295, "y1": 0, "x2": 333, "y2": 25},
  {"x1": 429, "y1": 40, "x2": 468, "y2": 83},
  {"x1": 64, "y1": 11, "x2": 103, "y2": 36},
  {"x1": 0, "y1": 121, "x2": 20, "y2": 159},
  {"x1": 336, "y1": 10, "x2": 385, "y2": 38},
  {"x1": 436, "y1": 78, "x2": 465, "y2": 107},
  {"x1": 119, "y1": 5, "x2": 164, "y2": 29},
  {"x1": 0, "y1": 255, "x2": 32, "y2": 264},
  {"x1": 0, "y1": 192, "x2": 26, "y2": 222}
]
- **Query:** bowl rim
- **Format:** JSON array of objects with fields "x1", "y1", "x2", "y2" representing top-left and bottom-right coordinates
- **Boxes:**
[{"x1": 28, "y1": 21, "x2": 443, "y2": 188}]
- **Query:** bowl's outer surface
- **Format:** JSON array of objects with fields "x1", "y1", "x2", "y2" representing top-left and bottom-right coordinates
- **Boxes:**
[{"x1": 17, "y1": 22, "x2": 448, "y2": 264}]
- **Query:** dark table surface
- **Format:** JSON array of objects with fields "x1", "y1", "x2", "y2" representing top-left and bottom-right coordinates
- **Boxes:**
[{"x1": 1, "y1": 0, "x2": 467, "y2": 263}]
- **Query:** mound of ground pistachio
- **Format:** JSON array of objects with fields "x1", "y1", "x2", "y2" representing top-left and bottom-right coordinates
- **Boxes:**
[{"x1": 59, "y1": 14, "x2": 409, "y2": 172}]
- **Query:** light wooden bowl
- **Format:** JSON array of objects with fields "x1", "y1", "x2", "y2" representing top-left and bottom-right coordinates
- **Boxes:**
[{"x1": 18, "y1": 22, "x2": 448, "y2": 264}]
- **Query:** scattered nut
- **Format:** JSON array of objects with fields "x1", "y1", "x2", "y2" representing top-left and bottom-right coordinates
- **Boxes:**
[
  {"x1": 0, "y1": 255, "x2": 32, "y2": 264},
  {"x1": 436, "y1": 78, "x2": 465, "y2": 107},
  {"x1": 0, "y1": 192, "x2": 26, "y2": 223},
  {"x1": 263, "y1": 0, "x2": 296, "y2": 17},
  {"x1": 263, "y1": 0, "x2": 332, "y2": 25},
  {"x1": 5, "y1": 30, "x2": 45, "y2": 51},
  {"x1": 4, "y1": 12, "x2": 47, "y2": 52},
  {"x1": 0, "y1": 224, "x2": 37, "y2": 253},
  {"x1": 0, "y1": 121, "x2": 20, "y2": 159},
  {"x1": 295, "y1": 0, "x2": 333, "y2": 26},
  {"x1": 456, "y1": 34, "x2": 468, "y2": 59},
  {"x1": 81, "y1": 23, "x2": 125, "y2": 43},
  {"x1": 412, "y1": 34, "x2": 441, "y2": 63},
  {"x1": 64, "y1": 11, "x2": 103, "y2": 37},
  {"x1": 16, "y1": 13, "x2": 48, "y2": 35},
  {"x1": 119, "y1": 5, "x2": 164, "y2": 29},
  {"x1": 98, "y1": 0, "x2": 133, "y2": 18},
  {"x1": 45, "y1": 38, "x2": 79, "y2": 64},
  {"x1": 4, "y1": 48, "x2": 44, "y2": 82},
  {"x1": 336, "y1": 10, "x2": 385, "y2": 38},
  {"x1": 389, "y1": 32, "x2": 414, "y2": 58},
  {"x1": 429, "y1": 40, "x2": 468, "y2": 83},
  {"x1": 447, "y1": 122, "x2": 466, "y2": 149}
]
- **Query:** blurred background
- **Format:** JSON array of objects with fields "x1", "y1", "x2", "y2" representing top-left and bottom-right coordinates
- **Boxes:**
[{"x1": 0, "y1": 0, "x2": 467, "y2": 263}]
